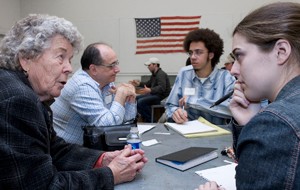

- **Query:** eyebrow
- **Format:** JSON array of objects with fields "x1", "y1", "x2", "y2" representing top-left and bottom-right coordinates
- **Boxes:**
[
  {"x1": 232, "y1": 48, "x2": 238, "y2": 55},
  {"x1": 56, "y1": 47, "x2": 74, "y2": 59}
]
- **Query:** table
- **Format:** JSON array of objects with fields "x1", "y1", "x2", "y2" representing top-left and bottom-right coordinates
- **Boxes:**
[{"x1": 115, "y1": 123, "x2": 233, "y2": 190}]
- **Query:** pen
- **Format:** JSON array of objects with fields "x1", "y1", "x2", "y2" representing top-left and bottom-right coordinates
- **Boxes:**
[
  {"x1": 210, "y1": 90, "x2": 234, "y2": 108},
  {"x1": 221, "y1": 147, "x2": 237, "y2": 163},
  {"x1": 163, "y1": 123, "x2": 169, "y2": 131}
]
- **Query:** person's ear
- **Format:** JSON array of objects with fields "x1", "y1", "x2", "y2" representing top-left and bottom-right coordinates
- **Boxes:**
[
  {"x1": 19, "y1": 56, "x2": 30, "y2": 72},
  {"x1": 89, "y1": 64, "x2": 98, "y2": 75},
  {"x1": 274, "y1": 39, "x2": 291, "y2": 65},
  {"x1": 208, "y1": 52, "x2": 214, "y2": 60}
]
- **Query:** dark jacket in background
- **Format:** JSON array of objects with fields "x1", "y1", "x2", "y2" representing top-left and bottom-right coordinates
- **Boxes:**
[{"x1": 139, "y1": 68, "x2": 171, "y2": 99}]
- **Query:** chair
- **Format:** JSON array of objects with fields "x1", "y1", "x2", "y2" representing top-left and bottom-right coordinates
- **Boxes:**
[{"x1": 151, "y1": 104, "x2": 165, "y2": 123}]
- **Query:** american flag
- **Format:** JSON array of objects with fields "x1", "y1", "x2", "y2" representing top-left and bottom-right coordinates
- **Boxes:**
[{"x1": 135, "y1": 16, "x2": 201, "y2": 54}]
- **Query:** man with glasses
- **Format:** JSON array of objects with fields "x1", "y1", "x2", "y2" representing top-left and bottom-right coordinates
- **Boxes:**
[
  {"x1": 165, "y1": 28, "x2": 236, "y2": 125},
  {"x1": 130, "y1": 57, "x2": 171, "y2": 122},
  {"x1": 51, "y1": 42, "x2": 137, "y2": 144}
]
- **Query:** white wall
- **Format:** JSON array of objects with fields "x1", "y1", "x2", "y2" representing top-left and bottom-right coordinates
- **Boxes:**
[
  {"x1": 0, "y1": 0, "x2": 20, "y2": 35},
  {"x1": 1, "y1": 0, "x2": 298, "y2": 83}
]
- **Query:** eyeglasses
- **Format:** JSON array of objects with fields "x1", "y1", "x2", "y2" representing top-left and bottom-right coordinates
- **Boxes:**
[
  {"x1": 99, "y1": 60, "x2": 119, "y2": 69},
  {"x1": 187, "y1": 49, "x2": 208, "y2": 57}
]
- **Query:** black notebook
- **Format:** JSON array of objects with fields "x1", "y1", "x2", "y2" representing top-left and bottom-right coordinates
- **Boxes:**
[{"x1": 155, "y1": 147, "x2": 218, "y2": 171}]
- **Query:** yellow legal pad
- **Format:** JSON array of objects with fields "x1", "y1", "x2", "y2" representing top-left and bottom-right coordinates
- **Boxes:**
[{"x1": 184, "y1": 117, "x2": 231, "y2": 138}]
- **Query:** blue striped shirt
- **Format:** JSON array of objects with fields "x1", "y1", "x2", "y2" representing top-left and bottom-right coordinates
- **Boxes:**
[
  {"x1": 51, "y1": 69, "x2": 137, "y2": 144},
  {"x1": 165, "y1": 66, "x2": 236, "y2": 123}
]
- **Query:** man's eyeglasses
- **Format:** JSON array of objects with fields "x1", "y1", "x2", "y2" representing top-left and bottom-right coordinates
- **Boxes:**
[
  {"x1": 187, "y1": 49, "x2": 208, "y2": 57},
  {"x1": 99, "y1": 60, "x2": 119, "y2": 69}
]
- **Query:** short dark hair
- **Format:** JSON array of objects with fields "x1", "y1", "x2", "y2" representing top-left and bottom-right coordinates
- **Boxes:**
[
  {"x1": 80, "y1": 42, "x2": 109, "y2": 70},
  {"x1": 183, "y1": 28, "x2": 224, "y2": 68}
]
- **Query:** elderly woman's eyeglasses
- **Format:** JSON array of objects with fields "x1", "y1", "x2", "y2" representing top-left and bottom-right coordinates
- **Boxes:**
[
  {"x1": 187, "y1": 49, "x2": 208, "y2": 57},
  {"x1": 99, "y1": 60, "x2": 119, "y2": 69}
]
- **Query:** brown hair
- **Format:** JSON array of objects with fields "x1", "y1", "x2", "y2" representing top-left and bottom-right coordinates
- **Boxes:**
[{"x1": 233, "y1": 2, "x2": 300, "y2": 64}]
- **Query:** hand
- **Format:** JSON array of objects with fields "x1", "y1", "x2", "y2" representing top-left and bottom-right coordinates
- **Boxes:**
[
  {"x1": 171, "y1": 96, "x2": 188, "y2": 123},
  {"x1": 114, "y1": 83, "x2": 136, "y2": 105},
  {"x1": 129, "y1": 80, "x2": 140, "y2": 87},
  {"x1": 179, "y1": 96, "x2": 187, "y2": 108},
  {"x1": 195, "y1": 181, "x2": 225, "y2": 190},
  {"x1": 229, "y1": 81, "x2": 262, "y2": 125},
  {"x1": 137, "y1": 85, "x2": 151, "y2": 95},
  {"x1": 108, "y1": 86, "x2": 117, "y2": 94},
  {"x1": 108, "y1": 145, "x2": 148, "y2": 184},
  {"x1": 101, "y1": 150, "x2": 122, "y2": 167},
  {"x1": 172, "y1": 107, "x2": 188, "y2": 124},
  {"x1": 126, "y1": 95, "x2": 136, "y2": 103}
]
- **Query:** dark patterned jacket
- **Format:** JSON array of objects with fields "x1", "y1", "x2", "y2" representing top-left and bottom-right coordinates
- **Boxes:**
[{"x1": 0, "y1": 69, "x2": 114, "y2": 189}]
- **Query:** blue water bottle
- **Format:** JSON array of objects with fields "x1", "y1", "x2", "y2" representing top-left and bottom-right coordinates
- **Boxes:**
[{"x1": 126, "y1": 127, "x2": 141, "y2": 150}]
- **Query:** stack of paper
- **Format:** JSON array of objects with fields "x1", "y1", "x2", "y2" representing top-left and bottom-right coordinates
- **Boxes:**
[
  {"x1": 164, "y1": 120, "x2": 217, "y2": 136},
  {"x1": 184, "y1": 117, "x2": 231, "y2": 138},
  {"x1": 137, "y1": 124, "x2": 156, "y2": 135}
]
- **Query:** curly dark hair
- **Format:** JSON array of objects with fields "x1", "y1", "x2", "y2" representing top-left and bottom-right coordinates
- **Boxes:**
[{"x1": 183, "y1": 28, "x2": 224, "y2": 68}]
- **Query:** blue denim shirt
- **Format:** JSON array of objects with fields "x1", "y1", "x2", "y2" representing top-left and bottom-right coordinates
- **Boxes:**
[
  {"x1": 232, "y1": 75, "x2": 300, "y2": 190},
  {"x1": 165, "y1": 66, "x2": 235, "y2": 124}
]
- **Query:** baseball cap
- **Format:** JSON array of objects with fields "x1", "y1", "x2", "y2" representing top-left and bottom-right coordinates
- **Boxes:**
[
  {"x1": 144, "y1": 57, "x2": 160, "y2": 66},
  {"x1": 224, "y1": 53, "x2": 235, "y2": 65}
]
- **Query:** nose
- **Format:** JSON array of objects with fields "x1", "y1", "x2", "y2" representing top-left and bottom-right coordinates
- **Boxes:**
[
  {"x1": 230, "y1": 61, "x2": 239, "y2": 78},
  {"x1": 114, "y1": 65, "x2": 120, "y2": 73},
  {"x1": 63, "y1": 61, "x2": 73, "y2": 74}
]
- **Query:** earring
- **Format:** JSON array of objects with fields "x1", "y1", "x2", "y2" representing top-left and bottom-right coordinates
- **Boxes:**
[{"x1": 23, "y1": 69, "x2": 29, "y2": 78}]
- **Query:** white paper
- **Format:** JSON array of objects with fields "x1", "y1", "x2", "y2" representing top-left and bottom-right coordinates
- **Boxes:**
[
  {"x1": 142, "y1": 139, "x2": 160, "y2": 146},
  {"x1": 195, "y1": 161, "x2": 237, "y2": 190},
  {"x1": 165, "y1": 120, "x2": 216, "y2": 135},
  {"x1": 138, "y1": 124, "x2": 156, "y2": 135}
]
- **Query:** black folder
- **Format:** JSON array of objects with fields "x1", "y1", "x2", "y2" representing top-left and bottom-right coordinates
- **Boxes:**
[{"x1": 155, "y1": 147, "x2": 218, "y2": 171}]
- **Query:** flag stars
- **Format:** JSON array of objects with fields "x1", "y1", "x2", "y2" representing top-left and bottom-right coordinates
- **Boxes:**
[{"x1": 135, "y1": 18, "x2": 161, "y2": 37}]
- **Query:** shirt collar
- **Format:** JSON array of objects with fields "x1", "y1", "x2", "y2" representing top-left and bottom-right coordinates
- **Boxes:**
[
  {"x1": 192, "y1": 67, "x2": 218, "y2": 83},
  {"x1": 80, "y1": 69, "x2": 114, "y2": 90}
]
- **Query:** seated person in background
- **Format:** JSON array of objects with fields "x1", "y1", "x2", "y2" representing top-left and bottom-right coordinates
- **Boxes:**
[
  {"x1": 0, "y1": 14, "x2": 147, "y2": 189},
  {"x1": 186, "y1": 57, "x2": 192, "y2": 66},
  {"x1": 197, "y1": 2, "x2": 300, "y2": 189},
  {"x1": 165, "y1": 28, "x2": 236, "y2": 125},
  {"x1": 130, "y1": 57, "x2": 171, "y2": 122},
  {"x1": 221, "y1": 53, "x2": 235, "y2": 71},
  {"x1": 51, "y1": 42, "x2": 137, "y2": 144}
]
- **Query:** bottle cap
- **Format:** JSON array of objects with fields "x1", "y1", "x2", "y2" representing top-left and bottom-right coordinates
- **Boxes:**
[{"x1": 130, "y1": 127, "x2": 139, "y2": 133}]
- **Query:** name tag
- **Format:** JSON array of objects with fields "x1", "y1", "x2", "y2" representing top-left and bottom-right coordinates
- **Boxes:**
[
  {"x1": 104, "y1": 94, "x2": 113, "y2": 104},
  {"x1": 184, "y1": 88, "x2": 195, "y2": 96}
]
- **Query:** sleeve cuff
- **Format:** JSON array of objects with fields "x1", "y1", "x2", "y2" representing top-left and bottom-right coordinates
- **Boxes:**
[{"x1": 93, "y1": 153, "x2": 106, "y2": 168}]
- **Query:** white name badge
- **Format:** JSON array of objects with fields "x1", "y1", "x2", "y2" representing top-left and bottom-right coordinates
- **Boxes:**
[
  {"x1": 104, "y1": 94, "x2": 113, "y2": 104},
  {"x1": 184, "y1": 88, "x2": 196, "y2": 96}
]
